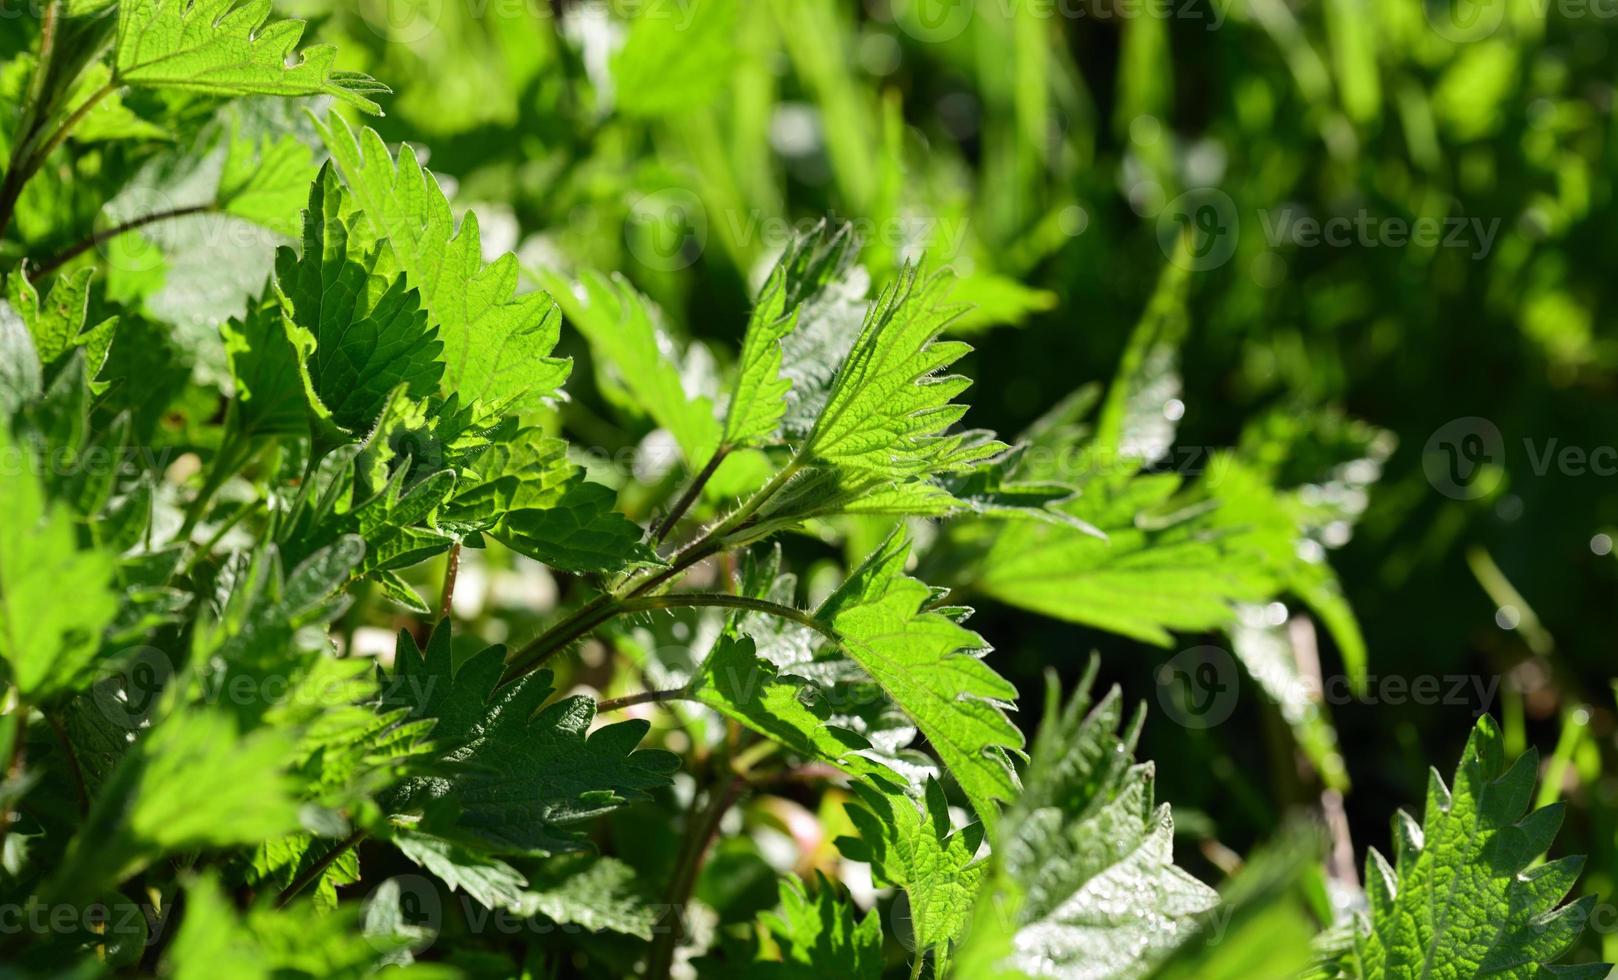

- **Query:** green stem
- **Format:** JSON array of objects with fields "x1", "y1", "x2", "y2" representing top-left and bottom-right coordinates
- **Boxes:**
[
  {"x1": 502, "y1": 591, "x2": 834, "y2": 689},
  {"x1": 596, "y1": 688, "x2": 688, "y2": 713},
  {"x1": 175, "y1": 493, "x2": 258, "y2": 581},
  {"x1": 620, "y1": 457, "x2": 803, "y2": 600},
  {"x1": 501, "y1": 459, "x2": 806, "y2": 684},
  {"x1": 0, "y1": 708, "x2": 29, "y2": 856},
  {"x1": 275, "y1": 829, "x2": 366, "y2": 908},
  {"x1": 0, "y1": 82, "x2": 114, "y2": 242},
  {"x1": 622, "y1": 593, "x2": 835, "y2": 642},
  {"x1": 646, "y1": 774, "x2": 743, "y2": 980},
  {"x1": 438, "y1": 541, "x2": 462, "y2": 621},
  {"x1": 47, "y1": 713, "x2": 87, "y2": 817},
  {"x1": 618, "y1": 537, "x2": 723, "y2": 602},
  {"x1": 730, "y1": 738, "x2": 780, "y2": 775},
  {"x1": 177, "y1": 435, "x2": 252, "y2": 541},
  {"x1": 498, "y1": 592, "x2": 620, "y2": 686},
  {"x1": 705, "y1": 457, "x2": 802, "y2": 544},
  {"x1": 29, "y1": 3, "x2": 62, "y2": 112},
  {"x1": 24, "y1": 82, "x2": 114, "y2": 173},
  {"x1": 30, "y1": 203, "x2": 215, "y2": 280},
  {"x1": 652, "y1": 445, "x2": 730, "y2": 545},
  {"x1": 1534, "y1": 706, "x2": 1589, "y2": 811}
]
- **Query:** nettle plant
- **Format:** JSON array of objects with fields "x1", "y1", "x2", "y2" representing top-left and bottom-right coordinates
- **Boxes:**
[{"x1": 0, "y1": 4, "x2": 1607, "y2": 979}]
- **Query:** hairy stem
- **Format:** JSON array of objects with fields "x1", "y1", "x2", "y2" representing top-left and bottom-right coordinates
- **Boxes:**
[
  {"x1": 0, "y1": 81, "x2": 114, "y2": 242},
  {"x1": 175, "y1": 494, "x2": 258, "y2": 582},
  {"x1": 177, "y1": 434, "x2": 252, "y2": 541},
  {"x1": 438, "y1": 541, "x2": 462, "y2": 621},
  {"x1": 498, "y1": 592, "x2": 619, "y2": 686},
  {"x1": 47, "y1": 714, "x2": 87, "y2": 817},
  {"x1": 0, "y1": 708, "x2": 29, "y2": 855},
  {"x1": 30, "y1": 3, "x2": 61, "y2": 111},
  {"x1": 597, "y1": 688, "x2": 688, "y2": 713},
  {"x1": 622, "y1": 593, "x2": 835, "y2": 642},
  {"x1": 652, "y1": 445, "x2": 729, "y2": 545},
  {"x1": 275, "y1": 829, "x2": 366, "y2": 908},
  {"x1": 620, "y1": 457, "x2": 803, "y2": 600},
  {"x1": 26, "y1": 83, "x2": 114, "y2": 173},
  {"x1": 501, "y1": 459, "x2": 805, "y2": 684},
  {"x1": 31, "y1": 203, "x2": 215, "y2": 280},
  {"x1": 646, "y1": 773, "x2": 743, "y2": 980},
  {"x1": 501, "y1": 587, "x2": 835, "y2": 690}
]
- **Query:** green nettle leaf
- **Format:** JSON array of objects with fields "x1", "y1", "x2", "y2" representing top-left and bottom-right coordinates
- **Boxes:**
[
  {"x1": 515, "y1": 854, "x2": 660, "y2": 940},
  {"x1": 943, "y1": 465, "x2": 1285, "y2": 646},
  {"x1": 732, "y1": 262, "x2": 1011, "y2": 535},
  {"x1": 495, "y1": 479, "x2": 659, "y2": 573},
  {"x1": 815, "y1": 530, "x2": 1022, "y2": 829},
  {"x1": 837, "y1": 778, "x2": 984, "y2": 957},
  {"x1": 722, "y1": 222, "x2": 859, "y2": 448},
  {"x1": 953, "y1": 664, "x2": 1218, "y2": 980},
  {"x1": 218, "y1": 127, "x2": 318, "y2": 238},
  {"x1": 933, "y1": 443, "x2": 1095, "y2": 530},
  {"x1": 751, "y1": 874, "x2": 885, "y2": 979},
  {"x1": 48, "y1": 708, "x2": 302, "y2": 902},
  {"x1": 1351, "y1": 715, "x2": 1606, "y2": 979},
  {"x1": 0, "y1": 300, "x2": 43, "y2": 416},
  {"x1": 251, "y1": 833, "x2": 361, "y2": 913},
  {"x1": 388, "y1": 827, "x2": 531, "y2": 911},
  {"x1": 691, "y1": 633, "x2": 909, "y2": 786},
  {"x1": 12, "y1": 265, "x2": 89, "y2": 363},
  {"x1": 802, "y1": 265, "x2": 1003, "y2": 480},
  {"x1": 114, "y1": 0, "x2": 388, "y2": 112},
  {"x1": 276, "y1": 165, "x2": 445, "y2": 435},
  {"x1": 382, "y1": 623, "x2": 679, "y2": 855},
  {"x1": 222, "y1": 295, "x2": 308, "y2": 440},
  {"x1": 443, "y1": 425, "x2": 656, "y2": 572},
  {"x1": 5, "y1": 267, "x2": 116, "y2": 378},
  {"x1": 317, "y1": 116, "x2": 571, "y2": 415},
  {"x1": 0, "y1": 423, "x2": 120, "y2": 702},
  {"x1": 279, "y1": 461, "x2": 458, "y2": 580},
  {"x1": 164, "y1": 874, "x2": 424, "y2": 980}
]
